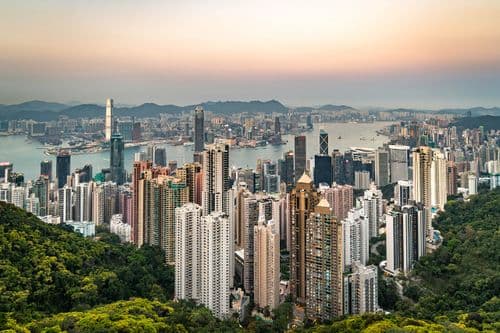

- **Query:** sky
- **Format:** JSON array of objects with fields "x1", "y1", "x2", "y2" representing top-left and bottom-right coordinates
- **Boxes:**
[{"x1": 1, "y1": 0, "x2": 500, "y2": 109}]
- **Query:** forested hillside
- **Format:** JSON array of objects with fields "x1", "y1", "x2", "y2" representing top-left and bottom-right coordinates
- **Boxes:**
[{"x1": 0, "y1": 202, "x2": 174, "y2": 327}]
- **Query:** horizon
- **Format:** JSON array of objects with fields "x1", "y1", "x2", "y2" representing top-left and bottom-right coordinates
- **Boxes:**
[
  {"x1": 1, "y1": 1, "x2": 500, "y2": 108},
  {"x1": 2, "y1": 98, "x2": 500, "y2": 112}
]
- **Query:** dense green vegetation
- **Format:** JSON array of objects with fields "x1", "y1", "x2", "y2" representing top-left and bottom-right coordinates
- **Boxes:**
[
  {"x1": 4, "y1": 298, "x2": 240, "y2": 332},
  {"x1": 0, "y1": 202, "x2": 174, "y2": 328},
  {"x1": 300, "y1": 312, "x2": 498, "y2": 332},
  {"x1": 403, "y1": 188, "x2": 500, "y2": 320}
]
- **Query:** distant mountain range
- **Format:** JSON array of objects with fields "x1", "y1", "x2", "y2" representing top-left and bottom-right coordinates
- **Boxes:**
[
  {"x1": 0, "y1": 100, "x2": 290, "y2": 121},
  {"x1": 0, "y1": 99, "x2": 499, "y2": 121}
]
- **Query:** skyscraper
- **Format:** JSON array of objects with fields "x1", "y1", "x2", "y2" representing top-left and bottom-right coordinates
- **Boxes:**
[
  {"x1": 202, "y1": 143, "x2": 230, "y2": 215},
  {"x1": 274, "y1": 116, "x2": 281, "y2": 135},
  {"x1": 394, "y1": 180, "x2": 413, "y2": 207},
  {"x1": 386, "y1": 204, "x2": 426, "y2": 275},
  {"x1": 40, "y1": 160, "x2": 53, "y2": 180},
  {"x1": 412, "y1": 146, "x2": 432, "y2": 234},
  {"x1": 110, "y1": 133, "x2": 125, "y2": 185},
  {"x1": 431, "y1": 150, "x2": 447, "y2": 210},
  {"x1": 58, "y1": 185, "x2": 72, "y2": 222},
  {"x1": 132, "y1": 160, "x2": 153, "y2": 245},
  {"x1": 74, "y1": 182, "x2": 92, "y2": 222},
  {"x1": 175, "y1": 203, "x2": 203, "y2": 301},
  {"x1": 254, "y1": 217, "x2": 280, "y2": 310},
  {"x1": 105, "y1": 98, "x2": 113, "y2": 142},
  {"x1": 32, "y1": 176, "x2": 49, "y2": 216},
  {"x1": 320, "y1": 183, "x2": 354, "y2": 221},
  {"x1": 294, "y1": 135, "x2": 307, "y2": 178},
  {"x1": 314, "y1": 154, "x2": 332, "y2": 187},
  {"x1": 374, "y1": 148, "x2": 389, "y2": 186},
  {"x1": 319, "y1": 129, "x2": 328, "y2": 155},
  {"x1": 279, "y1": 151, "x2": 295, "y2": 192},
  {"x1": 344, "y1": 263, "x2": 378, "y2": 315},
  {"x1": 342, "y1": 207, "x2": 369, "y2": 269},
  {"x1": 56, "y1": 150, "x2": 71, "y2": 188},
  {"x1": 361, "y1": 184, "x2": 384, "y2": 238},
  {"x1": 290, "y1": 173, "x2": 319, "y2": 303},
  {"x1": 194, "y1": 106, "x2": 204, "y2": 153},
  {"x1": 389, "y1": 145, "x2": 410, "y2": 182},
  {"x1": 200, "y1": 211, "x2": 232, "y2": 319},
  {"x1": 154, "y1": 147, "x2": 167, "y2": 167},
  {"x1": 305, "y1": 199, "x2": 343, "y2": 321}
]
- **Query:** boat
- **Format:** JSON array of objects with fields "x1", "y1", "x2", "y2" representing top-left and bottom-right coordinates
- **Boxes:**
[{"x1": 337, "y1": 136, "x2": 342, "y2": 139}]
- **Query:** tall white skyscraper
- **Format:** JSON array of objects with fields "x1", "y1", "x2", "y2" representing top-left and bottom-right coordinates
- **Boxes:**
[
  {"x1": 58, "y1": 185, "x2": 73, "y2": 222},
  {"x1": 175, "y1": 203, "x2": 203, "y2": 301},
  {"x1": 202, "y1": 143, "x2": 229, "y2": 215},
  {"x1": 105, "y1": 98, "x2": 113, "y2": 142},
  {"x1": 75, "y1": 182, "x2": 92, "y2": 222},
  {"x1": 200, "y1": 211, "x2": 232, "y2": 319},
  {"x1": 361, "y1": 184, "x2": 383, "y2": 238},
  {"x1": 431, "y1": 150, "x2": 447, "y2": 210},
  {"x1": 342, "y1": 207, "x2": 369, "y2": 269}
]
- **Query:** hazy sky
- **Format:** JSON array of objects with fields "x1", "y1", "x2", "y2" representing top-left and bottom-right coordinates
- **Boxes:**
[{"x1": 1, "y1": 0, "x2": 500, "y2": 108}]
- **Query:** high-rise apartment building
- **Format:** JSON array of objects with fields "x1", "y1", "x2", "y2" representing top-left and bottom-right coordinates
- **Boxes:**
[
  {"x1": 320, "y1": 183, "x2": 353, "y2": 220},
  {"x1": 58, "y1": 185, "x2": 72, "y2": 222},
  {"x1": 202, "y1": 143, "x2": 229, "y2": 215},
  {"x1": 305, "y1": 199, "x2": 343, "y2": 321},
  {"x1": 254, "y1": 216, "x2": 280, "y2": 310},
  {"x1": 342, "y1": 207, "x2": 369, "y2": 268},
  {"x1": 412, "y1": 146, "x2": 433, "y2": 234},
  {"x1": 431, "y1": 150, "x2": 447, "y2": 210},
  {"x1": 56, "y1": 150, "x2": 71, "y2": 188},
  {"x1": 290, "y1": 173, "x2": 319, "y2": 303},
  {"x1": 194, "y1": 106, "x2": 204, "y2": 153},
  {"x1": 344, "y1": 262, "x2": 378, "y2": 315},
  {"x1": 200, "y1": 211, "x2": 232, "y2": 319},
  {"x1": 361, "y1": 184, "x2": 384, "y2": 238},
  {"x1": 386, "y1": 204, "x2": 426, "y2": 275},
  {"x1": 394, "y1": 180, "x2": 413, "y2": 207},
  {"x1": 105, "y1": 98, "x2": 113, "y2": 142},
  {"x1": 132, "y1": 160, "x2": 153, "y2": 245},
  {"x1": 74, "y1": 182, "x2": 92, "y2": 222},
  {"x1": 176, "y1": 162, "x2": 202, "y2": 204},
  {"x1": 175, "y1": 203, "x2": 203, "y2": 301},
  {"x1": 294, "y1": 135, "x2": 307, "y2": 178}
]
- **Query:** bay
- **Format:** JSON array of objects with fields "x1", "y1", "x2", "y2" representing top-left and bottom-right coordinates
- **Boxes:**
[{"x1": 0, "y1": 122, "x2": 393, "y2": 181}]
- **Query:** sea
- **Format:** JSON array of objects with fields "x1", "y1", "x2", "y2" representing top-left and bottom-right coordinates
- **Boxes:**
[{"x1": 0, "y1": 122, "x2": 394, "y2": 181}]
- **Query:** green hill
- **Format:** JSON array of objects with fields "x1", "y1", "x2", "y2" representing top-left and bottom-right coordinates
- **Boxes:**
[
  {"x1": 402, "y1": 188, "x2": 500, "y2": 320},
  {"x1": 0, "y1": 202, "x2": 174, "y2": 327}
]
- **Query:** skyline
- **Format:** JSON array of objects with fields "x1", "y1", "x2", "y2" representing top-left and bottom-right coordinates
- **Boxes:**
[{"x1": 1, "y1": 1, "x2": 500, "y2": 108}]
